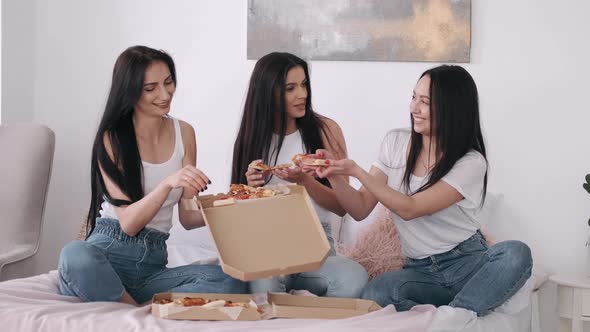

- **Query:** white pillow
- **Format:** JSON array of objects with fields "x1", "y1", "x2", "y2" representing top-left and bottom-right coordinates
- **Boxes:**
[{"x1": 166, "y1": 216, "x2": 219, "y2": 268}]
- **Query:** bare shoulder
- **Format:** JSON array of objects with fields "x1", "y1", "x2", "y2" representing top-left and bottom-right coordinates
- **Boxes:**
[
  {"x1": 318, "y1": 116, "x2": 342, "y2": 133},
  {"x1": 317, "y1": 115, "x2": 347, "y2": 158},
  {"x1": 177, "y1": 119, "x2": 196, "y2": 142}
]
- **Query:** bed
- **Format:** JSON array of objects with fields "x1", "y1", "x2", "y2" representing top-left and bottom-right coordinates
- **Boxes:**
[{"x1": 0, "y1": 259, "x2": 535, "y2": 332}]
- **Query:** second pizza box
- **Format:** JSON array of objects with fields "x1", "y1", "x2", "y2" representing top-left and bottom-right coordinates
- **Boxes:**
[
  {"x1": 267, "y1": 293, "x2": 382, "y2": 319},
  {"x1": 195, "y1": 185, "x2": 331, "y2": 281}
]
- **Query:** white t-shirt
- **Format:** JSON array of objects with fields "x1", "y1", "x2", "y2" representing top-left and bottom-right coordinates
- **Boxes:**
[{"x1": 373, "y1": 128, "x2": 488, "y2": 259}]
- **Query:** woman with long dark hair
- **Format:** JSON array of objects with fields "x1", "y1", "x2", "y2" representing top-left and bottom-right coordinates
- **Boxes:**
[
  {"x1": 314, "y1": 65, "x2": 532, "y2": 316},
  {"x1": 232, "y1": 52, "x2": 368, "y2": 297},
  {"x1": 58, "y1": 46, "x2": 246, "y2": 305}
]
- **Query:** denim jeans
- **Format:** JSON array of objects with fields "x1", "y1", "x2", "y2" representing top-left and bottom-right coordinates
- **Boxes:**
[
  {"x1": 361, "y1": 231, "x2": 533, "y2": 316},
  {"x1": 249, "y1": 221, "x2": 368, "y2": 298},
  {"x1": 58, "y1": 218, "x2": 246, "y2": 304}
]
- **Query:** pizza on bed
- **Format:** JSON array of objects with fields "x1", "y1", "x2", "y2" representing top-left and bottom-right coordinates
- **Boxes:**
[{"x1": 154, "y1": 296, "x2": 263, "y2": 312}]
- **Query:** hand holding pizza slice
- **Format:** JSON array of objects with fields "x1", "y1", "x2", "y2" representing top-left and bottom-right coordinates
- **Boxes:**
[
  {"x1": 291, "y1": 153, "x2": 330, "y2": 167},
  {"x1": 247, "y1": 160, "x2": 293, "y2": 187},
  {"x1": 248, "y1": 160, "x2": 293, "y2": 171}
]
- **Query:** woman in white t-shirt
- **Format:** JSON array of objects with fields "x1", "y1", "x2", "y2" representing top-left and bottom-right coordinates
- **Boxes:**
[
  {"x1": 313, "y1": 65, "x2": 532, "y2": 316},
  {"x1": 231, "y1": 52, "x2": 368, "y2": 298}
]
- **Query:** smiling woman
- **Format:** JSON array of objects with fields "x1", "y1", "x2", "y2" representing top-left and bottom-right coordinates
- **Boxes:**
[
  {"x1": 56, "y1": 45, "x2": 246, "y2": 306},
  {"x1": 314, "y1": 65, "x2": 533, "y2": 317},
  {"x1": 231, "y1": 52, "x2": 368, "y2": 298}
]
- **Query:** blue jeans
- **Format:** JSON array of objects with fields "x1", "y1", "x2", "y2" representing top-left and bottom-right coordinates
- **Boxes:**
[
  {"x1": 249, "y1": 222, "x2": 368, "y2": 298},
  {"x1": 361, "y1": 231, "x2": 533, "y2": 316},
  {"x1": 58, "y1": 218, "x2": 246, "y2": 304}
]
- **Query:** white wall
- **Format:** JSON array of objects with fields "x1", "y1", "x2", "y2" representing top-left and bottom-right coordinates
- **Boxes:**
[
  {"x1": 0, "y1": 0, "x2": 2, "y2": 122},
  {"x1": 1, "y1": 0, "x2": 35, "y2": 124},
  {"x1": 2, "y1": 0, "x2": 590, "y2": 329}
]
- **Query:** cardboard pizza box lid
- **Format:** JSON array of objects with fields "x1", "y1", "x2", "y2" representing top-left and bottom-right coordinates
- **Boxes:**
[
  {"x1": 151, "y1": 292, "x2": 264, "y2": 321},
  {"x1": 197, "y1": 185, "x2": 330, "y2": 281},
  {"x1": 267, "y1": 293, "x2": 382, "y2": 319}
]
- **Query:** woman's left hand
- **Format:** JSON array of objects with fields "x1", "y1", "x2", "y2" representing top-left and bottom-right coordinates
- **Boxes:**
[
  {"x1": 315, "y1": 159, "x2": 359, "y2": 179},
  {"x1": 272, "y1": 167, "x2": 309, "y2": 184}
]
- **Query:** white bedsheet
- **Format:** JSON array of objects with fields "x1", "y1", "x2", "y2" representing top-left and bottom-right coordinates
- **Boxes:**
[
  {"x1": 427, "y1": 277, "x2": 535, "y2": 332},
  {"x1": 0, "y1": 270, "x2": 534, "y2": 332},
  {"x1": 0, "y1": 271, "x2": 435, "y2": 332}
]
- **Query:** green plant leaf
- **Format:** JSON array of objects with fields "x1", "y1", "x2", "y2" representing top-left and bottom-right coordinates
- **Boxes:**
[
  {"x1": 585, "y1": 183, "x2": 590, "y2": 194},
  {"x1": 586, "y1": 174, "x2": 590, "y2": 184}
]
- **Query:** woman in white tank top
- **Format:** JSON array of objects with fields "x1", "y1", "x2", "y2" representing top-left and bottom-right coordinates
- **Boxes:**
[
  {"x1": 231, "y1": 52, "x2": 368, "y2": 298},
  {"x1": 57, "y1": 46, "x2": 246, "y2": 305}
]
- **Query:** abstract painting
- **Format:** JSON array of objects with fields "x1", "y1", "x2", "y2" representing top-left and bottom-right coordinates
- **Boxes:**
[{"x1": 247, "y1": 0, "x2": 471, "y2": 62}]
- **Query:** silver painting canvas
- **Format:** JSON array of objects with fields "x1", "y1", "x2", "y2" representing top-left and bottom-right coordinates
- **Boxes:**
[{"x1": 247, "y1": 0, "x2": 471, "y2": 62}]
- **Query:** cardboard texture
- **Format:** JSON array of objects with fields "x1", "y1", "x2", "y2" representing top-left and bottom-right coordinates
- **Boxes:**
[
  {"x1": 151, "y1": 292, "x2": 382, "y2": 321},
  {"x1": 197, "y1": 185, "x2": 331, "y2": 281},
  {"x1": 268, "y1": 293, "x2": 382, "y2": 319}
]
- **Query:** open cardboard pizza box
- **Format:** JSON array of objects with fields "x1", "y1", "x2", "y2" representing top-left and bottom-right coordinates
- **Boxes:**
[
  {"x1": 151, "y1": 292, "x2": 382, "y2": 321},
  {"x1": 195, "y1": 185, "x2": 331, "y2": 281},
  {"x1": 151, "y1": 293, "x2": 263, "y2": 321},
  {"x1": 267, "y1": 293, "x2": 382, "y2": 319}
]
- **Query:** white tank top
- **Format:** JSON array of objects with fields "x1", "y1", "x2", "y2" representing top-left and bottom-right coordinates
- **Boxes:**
[
  {"x1": 266, "y1": 130, "x2": 330, "y2": 224},
  {"x1": 99, "y1": 116, "x2": 184, "y2": 233}
]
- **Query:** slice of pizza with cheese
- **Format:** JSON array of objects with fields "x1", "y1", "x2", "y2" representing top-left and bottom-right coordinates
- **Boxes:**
[
  {"x1": 291, "y1": 153, "x2": 330, "y2": 166},
  {"x1": 248, "y1": 160, "x2": 272, "y2": 171},
  {"x1": 249, "y1": 160, "x2": 292, "y2": 171}
]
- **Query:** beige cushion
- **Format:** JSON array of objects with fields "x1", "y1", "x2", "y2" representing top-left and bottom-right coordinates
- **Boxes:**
[{"x1": 0, "y1": 123, "x2": 55, "y2": 275}]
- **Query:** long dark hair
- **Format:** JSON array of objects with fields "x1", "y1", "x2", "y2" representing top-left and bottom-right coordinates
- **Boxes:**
[
  {"x1": 231, "y1": 52, "x2": 330, "y2": 185},
  {"x1": 403, "y1": 65, "x2": 487, "y2": 205},
  {"x1": 86, "y1": 45, "x2": 177, "y2": 237}
]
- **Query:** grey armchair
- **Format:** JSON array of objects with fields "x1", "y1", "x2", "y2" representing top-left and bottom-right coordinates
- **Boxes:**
[{"x1": 0, "y1": 123, "x2": 55, "y2": 278}]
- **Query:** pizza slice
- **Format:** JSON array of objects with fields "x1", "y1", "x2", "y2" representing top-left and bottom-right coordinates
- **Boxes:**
[
  {"x1": 291, "y1": 153, "x2": 330, "y2": 166},
  {"x1": 249, "y1": 160, "x2": 292, "y2": 171},
  {"x1": 270, "y1": 163, "x2": 292, "y2": 170},
  {"x1": 158, "y1": 296, "x2": 257, "y2": 310},
  {"x1": 248, "y1": 160, "x2": 272, "y2": 171}
]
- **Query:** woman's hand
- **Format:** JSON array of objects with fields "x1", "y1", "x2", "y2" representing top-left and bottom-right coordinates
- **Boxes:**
[
  {"x1": 246, "y1": 159, "x2": 269, "y2": 187},
  {"x1": 301, "y1": 149, "x2": 340, "y2": 178},
  {"x1": 164, "y1": 165, "x2": 210, "y2": 197},
  {"x1": 272, "y1": 167, "x2": 308, "y2": 184},
  {"x1": 315, "y1": 158, "x2": 360, "y2": 179},
  {"x1": 293, "y1": 154, "x2": 318, "y2": 177},
  {"x1": 314, "y1": 149, "x2": 333, "y2": 160}
]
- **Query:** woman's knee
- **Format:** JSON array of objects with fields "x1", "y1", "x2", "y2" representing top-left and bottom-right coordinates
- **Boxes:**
[
  {"x1": 493, "y1": 240, "x2": 533, "y2": 272},
  {"x1": 58, "y1": 241, "x2": 108, "y2": 299},
  {"x1": 324, "y1": 256, "x2": 368, "y2": 298},
  {"x1": 59, "y1": 241, "x2": 97, "y2": 273}
]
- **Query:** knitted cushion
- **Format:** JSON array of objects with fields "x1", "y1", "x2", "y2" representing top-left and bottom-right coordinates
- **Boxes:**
[{"x1": 337, "y1": 204, "x2": 403, "y2": 280}]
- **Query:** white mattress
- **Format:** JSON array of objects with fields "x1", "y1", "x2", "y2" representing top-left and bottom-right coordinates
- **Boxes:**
[
  {"x1": 0, "y1": 266, "x2": 534, "y2": 332},
  {"x1": 0, "y1": 271, "x2": 435, "y2": 331},
  {"x1": 166, "y1": 242, "x2": 534, "y2": 332},
  {"x1": 427, "y1": 277, "x2": 535, "y2": 332}
]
